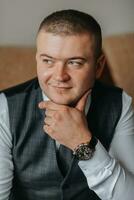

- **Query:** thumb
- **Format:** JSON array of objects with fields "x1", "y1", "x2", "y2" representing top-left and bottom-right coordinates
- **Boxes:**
[{"x1": 76, "y1": 89, "x2": 91, "y2": 112}]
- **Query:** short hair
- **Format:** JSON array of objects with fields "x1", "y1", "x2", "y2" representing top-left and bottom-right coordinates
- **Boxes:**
[{"x1": 38, "y1": 9, "x2": 102, "y2": 59}]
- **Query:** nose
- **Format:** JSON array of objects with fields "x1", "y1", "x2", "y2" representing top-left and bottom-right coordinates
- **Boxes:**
[{"x1": 54, "y1": 63, "x2": 70, "y2": 82}]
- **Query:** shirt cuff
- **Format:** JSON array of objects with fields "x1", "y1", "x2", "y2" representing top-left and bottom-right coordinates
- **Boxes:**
[{"x1": 78, "y1": 140, "x2": 111, "y2": 174}]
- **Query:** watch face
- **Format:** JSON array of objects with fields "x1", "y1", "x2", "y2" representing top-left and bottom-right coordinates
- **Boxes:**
[
  {"x1": 75, "y1": 145, "x2": 94, "y2": 160},
  {"x1": 73, "y1": 137, "x2": 98, "y2": 160}
]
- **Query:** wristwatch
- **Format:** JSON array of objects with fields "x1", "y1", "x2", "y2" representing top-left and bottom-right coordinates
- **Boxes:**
[{"x1": 73, "y1": 136, "x2": 98, "y2": 160}]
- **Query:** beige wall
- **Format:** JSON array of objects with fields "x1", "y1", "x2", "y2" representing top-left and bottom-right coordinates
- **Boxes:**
[{"x1": 0, "y1": 0, "x2": 134, "y2": 46}]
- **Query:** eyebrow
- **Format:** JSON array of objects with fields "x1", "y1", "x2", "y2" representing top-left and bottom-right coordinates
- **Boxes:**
[
  {"x1": 40, "y1": 54, "x2": 53, "y2": 59},
  {"x1": 40, "y1": 54, "x2": 87, "y2": 61}
]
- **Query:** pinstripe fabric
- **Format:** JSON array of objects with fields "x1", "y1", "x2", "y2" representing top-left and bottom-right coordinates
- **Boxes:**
[{"x1": 3, "y1": 78, "x2": 122, "y2": 200}]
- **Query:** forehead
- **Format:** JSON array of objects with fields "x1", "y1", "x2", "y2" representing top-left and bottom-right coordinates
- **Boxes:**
[{"x1": 36, "y1": 31, "x2": 95, "y2": 58}]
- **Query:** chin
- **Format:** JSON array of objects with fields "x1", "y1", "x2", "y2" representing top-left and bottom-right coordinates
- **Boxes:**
[
  {"x1": 47, "y1": 95, "x2": 72, "y2": 105},
  {"x1": 51, "y1": 98, "x2": 70, "y2": 105},
  {"x1": 51, "y1": 96, "x2": 79, "y2": 107},
  {"x1": 44, "y1": 88, "x2": 78, "y2": 106}
]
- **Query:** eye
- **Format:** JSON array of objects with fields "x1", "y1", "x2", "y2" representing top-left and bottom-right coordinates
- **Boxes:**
[
  {"x1": 42, "y1": 59, "x2": 53, "y2": 65},
  {"x1": 68, "y1": 60, "x2": 83, "y2": 67}
]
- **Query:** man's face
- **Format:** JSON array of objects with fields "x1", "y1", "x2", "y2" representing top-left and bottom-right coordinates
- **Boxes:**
[{"x1": 36, "y1": 31, "x2": 102, "y2": 105}]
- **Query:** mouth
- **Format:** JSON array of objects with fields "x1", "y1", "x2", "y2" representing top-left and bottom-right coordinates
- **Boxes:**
[
  {"x1": 53, "y1": 86, "x2": 71, "y2": 89},
  {"x1": 49, "y1": 83, "x2": 72, "y2": 89},
  {"x1": 52, "y1": 87, "x2": 72, "y2": 93}
]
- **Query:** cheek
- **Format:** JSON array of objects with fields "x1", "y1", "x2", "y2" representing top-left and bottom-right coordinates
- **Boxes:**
[
  {"x1": 37, "y1": 66, "x2": 52, "y2": 84},
  {"x1": 77, "y1": 69, "x2": 96, "y2": 89}
]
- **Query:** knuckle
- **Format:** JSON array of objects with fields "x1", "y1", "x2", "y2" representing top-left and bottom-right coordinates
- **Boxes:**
[
  {"x1": 43, "y1": 124, "x2": 47, "y2": 132},
  {"x1": 44, "y1": 117, "x2": 48, "y2": 124},
  {"x1": 44, "y1": 125, "x2": 52, "y2": 134}
]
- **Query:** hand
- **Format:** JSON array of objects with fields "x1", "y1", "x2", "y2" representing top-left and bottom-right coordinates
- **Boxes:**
[{"x1": 39, "y1": 90, "x2": 92, "y2": 150}]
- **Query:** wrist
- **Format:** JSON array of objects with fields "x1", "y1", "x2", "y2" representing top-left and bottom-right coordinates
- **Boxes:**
[
  {"x1": 73, "y1": 136, "x2": 98, "y2": 160},
  {"x1": 72, "y1": 130, "x2": 92, "y2": 150}
]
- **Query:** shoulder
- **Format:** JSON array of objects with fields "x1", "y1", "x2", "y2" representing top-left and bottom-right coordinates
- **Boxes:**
[
  {"x1": 0, "y1": 93, "x2": 8, "y2": 115},
  {"x1": 117, "y1": 91, "x2": 134, "y2": 133},
  {"x1": 0, "y1": 93, "x2": 10, "y2": 139},
  {"x1": 1, "y1": 77, "x2": 39, "y2": 98}
]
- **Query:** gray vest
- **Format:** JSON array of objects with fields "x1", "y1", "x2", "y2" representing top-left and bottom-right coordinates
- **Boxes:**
[{"x1": 4, "y1": 78, "x2": 122, "y2": 200}]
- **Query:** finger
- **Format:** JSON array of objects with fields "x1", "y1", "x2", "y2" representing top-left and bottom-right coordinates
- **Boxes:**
[
  {"x1": 38, "y1": 101, "x2": 65, "y2": 110},
  {"x1": 45, "y1": 109, "x2": 55, "y2": 117},
  {"x1": 44, "y1": 116, "x2": 52, "y2": 126},
  {"x1": 38, "y1": 101, "x2": 49, "y2": 109},
  {"x1": 43, "y1": 124, "x2": 53, "y2": 135},
  {"x1": 76, "y1": 89, "x2": 92, "y2": 112}
]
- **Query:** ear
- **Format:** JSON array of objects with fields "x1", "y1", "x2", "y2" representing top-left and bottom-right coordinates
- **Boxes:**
[{"x1": 95, "y1": 54, "x2": 106, "y2": 79}]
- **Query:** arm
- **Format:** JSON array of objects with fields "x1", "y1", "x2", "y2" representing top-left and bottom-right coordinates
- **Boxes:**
[
  {"x1": 78, "y1": 91, "x2": 134, "y2": 200},
  {"x1": 0, "y1": 93, "x2": 13, "y2": 200}
]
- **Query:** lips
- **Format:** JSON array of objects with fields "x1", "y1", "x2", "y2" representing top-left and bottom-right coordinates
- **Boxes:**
[{"x1": 48, "y1": 83, "x2": 72, "y2": 89}]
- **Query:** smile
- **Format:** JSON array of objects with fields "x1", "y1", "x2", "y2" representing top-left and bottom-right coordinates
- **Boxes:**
[
  {"x1": 52, "y1": 86, "x2": 72, "y2": 90},
  {"x1": 49, "y1": 84, "x2": 72, "y2": 89}
]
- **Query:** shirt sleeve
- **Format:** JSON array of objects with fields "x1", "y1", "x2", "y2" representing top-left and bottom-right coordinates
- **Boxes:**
[
  {"x1": 78, "y1": 91, "x2": 134, "y2": 200},
  {"x1": 0, "y1": 93, "x2": 13, "y2": 200}
]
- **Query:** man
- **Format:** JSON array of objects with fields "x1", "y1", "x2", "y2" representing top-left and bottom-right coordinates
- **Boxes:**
[{"x1": 0, "y1": 9, "x2": 134, "y2": 200}]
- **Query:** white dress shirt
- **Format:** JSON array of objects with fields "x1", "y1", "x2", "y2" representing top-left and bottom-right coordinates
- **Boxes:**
[{"x1": 0, "y1": 91, "x2": 134, "y2": 200}]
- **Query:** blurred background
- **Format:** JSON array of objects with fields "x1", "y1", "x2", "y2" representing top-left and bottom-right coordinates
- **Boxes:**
[
  {"x1": 0, "y1": 0, "x2": 134, "y2": 104},
  {"x1": 0, "y1": 0, "x2": 134, "y2": 45}
]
